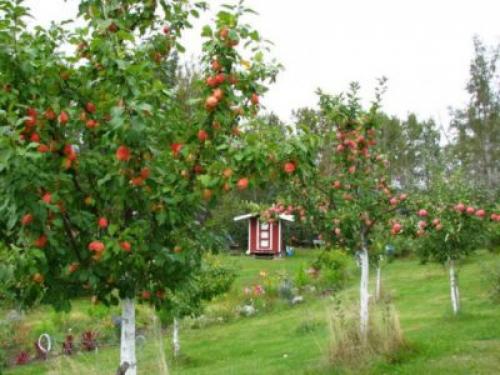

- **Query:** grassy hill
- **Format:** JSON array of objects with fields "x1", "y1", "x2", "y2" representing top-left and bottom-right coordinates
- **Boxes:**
[{"x1": 3, "y1": 249, "x2": 499, "y2": 374}]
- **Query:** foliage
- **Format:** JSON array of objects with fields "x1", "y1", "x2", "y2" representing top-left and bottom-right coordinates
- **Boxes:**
[
  {"x1": 0, "y1": 0, "x2": 310, "y2": 319},
  {"x1": 482, "y1": 261, "x2": 500, "y2": 303},
  {"x1": 311, "y1": 249, "x2": 350, "y2": 291}
]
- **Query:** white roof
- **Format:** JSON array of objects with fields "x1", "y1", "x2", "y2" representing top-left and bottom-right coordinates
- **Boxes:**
[{"x1": 233, "y1": 213, "x2": 295, "y2": 222}]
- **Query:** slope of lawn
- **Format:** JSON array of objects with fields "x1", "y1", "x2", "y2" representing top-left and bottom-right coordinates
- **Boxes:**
[{"x1": 3, "y1": 249, "x2": 499, "y2": 375}]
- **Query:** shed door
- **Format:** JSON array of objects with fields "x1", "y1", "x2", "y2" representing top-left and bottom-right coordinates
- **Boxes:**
[{"x1": 257, "y1": 221, "x2": 272, "y2": 251}]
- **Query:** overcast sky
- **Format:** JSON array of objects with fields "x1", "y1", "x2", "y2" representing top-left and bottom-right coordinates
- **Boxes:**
[{"x1": 26, "y1": 0, "x2": 500, "y2": 127}]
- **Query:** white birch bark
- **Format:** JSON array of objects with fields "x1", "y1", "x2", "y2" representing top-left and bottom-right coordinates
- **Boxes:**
[
  {"x1": 449, "y1": 260, "x2": 460, "y2": 314},
  {"x1": 120, "y1": 298, "x2": 136, "y2": 375},
  {"x1": 172, "y1": 318, "x2": 180, "y2": 357},
  {"x1": 359, "y1": 244, "x2": 369, "y2": 338}
]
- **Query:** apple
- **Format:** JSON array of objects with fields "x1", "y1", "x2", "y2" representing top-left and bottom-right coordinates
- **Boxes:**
[
  {"x1": 215, "y1": 73, "x2": 225, "y2": 85},
  {"x1": 44, "y1": 108, "x2": 56, "y2": 121},
  {"x1": 59, "y1": 111, "x2": 69, "y2": 125},
  {"x1": 116, "y1": 145, "x2": 131, "y2": 161},
  {"x1": 223, "y1": 168, "x2": 233, "y2": 178},
  {"x1": 88, "y1": 241, "x2": 105, "y2": 253},
  {"x1": 98, "y1": 217, "x2": 108, "y2": 229},
  {"x1": 466, "y1": 206, "x2": 475, "y2": 215},
  {"x1": 251, "y1": 93, "x2": 259, "y2": 105},
  {"x1": 417, "y1": 209, "x2": 428, "y2": 217},
  {"x1": 30, "y1": 133, "x2": 40, "y2": 143},
  {"x1": 211, "y1": 59, "x2": 222, "y2": 72},
  {"x1": 334, "y1": 227, "x2": 341, "y2": 236},
  {"x1": 205, "y1": 96, "x2": 218, "y2": 111},
  {"x1": 197, "y1": 129, "x2": 208, "y2": 142},
  {"x1": 33, "y1": 273, "x2": 44, "y2": 284},
  {"x1": 332, "y1": 180, "x2": 342, "y2": 189},
  {"x1": 163, "y1": 25, "x2": 170, "y2": 34},
  {"x1": 141, "y1": 291, "x2": 151, "y2": 300},
  {"x1": 108, "y1": 22, "x2": 118, "y2": 33},
  {"x1": 193, "y1": 164, "x2": 204, "y2": 174},
  {"x1": 206, "y1": 76, "x2": 218, "y2": 88},
  {"x1": 454, "y1": 203, "x2": 465, "y2": 212},
  {"x1": 202, "y1": 189, "x2": 213, "y2": 201},
  {"x1": 237, "y1": 177, "x2": 249, "y2": 191},
  {"x1": 21, "y1": 213, "x2": 33, "y2": 226},
  {"x1": 418, "y1": 220, "x2": 427, "y2": 229},
  {"x1": 336, "y1": 144, "x2": 345, "y2": 153},
  {"x1": 37, "y1": 144, "x2": 50, "y2": 153},
  {"x1": 432, "y1": 218, "x2": 441, "y2": 226},
  {"x1": 435, "y1": 223, "x2": 443, "y2": 231},
  {"x1": 131, "y1": 176, "x2": 144, "y2": 186},
  {"x1": 399, "y1": 193, "x2": 408, "y2": 201},
  {"x1": 27, "y1": 107, "x2": 37, "y2": 117},
  {"x1": 391, "y1": 223, "x2": 402, "y2": 235},
  {"x1": 120, "y1": 241, "x2": 132, "y2": 252},
  {"x1": 219, "y1": 27, "x2": 229, "y2": 39},
  {"x1": 140, "y1": 167, "x2": 150, "y2": 179},
  {"x1": 389, "y1": 197, "x2": 398, "y2": 206},
  {"x1": 348, "y1": 165, "x2": 356, "y2": 174},
  {"x1": 475, "y1": 209, "x2": 485, "y2": 218},
  {"x1": 171, "y1": 143, "x2": 183, "y2": 157},
  {"x1": 68, "y1": 263, "x2": 79, "y2": 273},
  {"x1": 34, "y1": 235, "x2": 48, "y2": 249},
  {"x1": 283, "y1": 162, "x2": 296, "y2": 174},
  {"x1": 173, "y1": 245, "x2": 182, "y2": 253},
  {"x1": 213, "y1": 88, "x2": 224, "y2": 101},
  {"x1": 85, "y1": 102, "x2": 96, "y2": 113},
  {"x1": 86, "y1": 119, "x2": 98, "y2": 129},
  {"x1": 42, "y1": 192, "x2": 52, "y2": 204},
  {"x1": 25, "y1": 116, "x2": 37, "y2": 127}
]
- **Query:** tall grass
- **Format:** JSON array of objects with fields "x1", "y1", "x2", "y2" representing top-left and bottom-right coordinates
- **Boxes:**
[{"x1": 328, "y1": 300, "x2": 409, "y2": 370}]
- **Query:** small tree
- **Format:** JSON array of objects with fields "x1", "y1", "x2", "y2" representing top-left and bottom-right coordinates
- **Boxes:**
[
  {"x1": 0, "y1": 1, "x2": 310, "y2": 372},
  {"x1": 410, "y1": 173, "x2": 498, "y2": 314},
  {"x1": 285, "y1": 81, "x2": 411, "y2": 338}
]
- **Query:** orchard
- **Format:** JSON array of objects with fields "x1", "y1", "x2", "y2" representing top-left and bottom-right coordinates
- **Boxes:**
[{"x1": 0, "y1": 1, "x2": 499, "y2": 374}]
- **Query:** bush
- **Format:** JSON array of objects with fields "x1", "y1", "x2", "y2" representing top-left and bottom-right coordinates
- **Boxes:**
[
  {"x1": 295, "y1": 263, "x2": 310, "y2": 290},
  {"x1": 312, "y1": 250, "x2": 350, "y2": 291}
]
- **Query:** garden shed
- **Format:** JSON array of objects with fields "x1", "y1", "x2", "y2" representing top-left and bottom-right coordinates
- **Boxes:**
[{"x1": 233, "y1": 213, "x2": 294, "y2": 256}]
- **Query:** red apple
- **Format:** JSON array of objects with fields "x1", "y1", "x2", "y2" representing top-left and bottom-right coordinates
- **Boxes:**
[
  {"x1": 389, "y1": 197, "x2": 398, "y2": 206},
  {"x1": 475, "y1": 209, "x2": 485, "y2": 218},
  {"x1": 34, "y1": 235, "x2": 48, "y2": 249},
  {"x1": 213, "y1": 88, "x2": 224, "y2": 101},
  {"x1": 85, "y1": 102, "x2": 96, "y2": 113},
  {"x1": 171, "y1": 143, "x2": 183, "y2": 157},
  {"x1": 211, "y1": 59, "x2": 222, "y2": 71},
  {"x1": 251, "y1": 93, "x2": 259, "y2": 105},
  {"x1": 59, "y1": 111, "x2": 69, "y2": 125},
  {"x1": 120, "y1": 241, "x2": 132, "y2": 252},
  {"x1": 37, "y1": 144, "x2": 49, "y2": 153},
  {"x1": 88, "y1": 241, "x2": 105, "y2": 253},
  {"x1": 44, "y1": 108, "x2": 56, "y2": 121},
  {"x1": 98, "y1": 217, "x2": 108, "y2": 229},
  {"x1": 30, "y1": 133, "x2": 40, "y2": 143},
  {"x1": 197, "y1": 129, "x2": 208, "y2": 142},
  {"x1": 454, "y1": 203, "x2": 465, "y2": 212},
  {"x1": 223, "y1": 168, "x2": 233, "y2": 178},
  {"x1": 140, "y1": 167, "x2": 150, "y2": 179},
  {"x1": 42, "y1": 192, "x2": 52, "y2": 204},
  {"x1": 237, "y1": 177, "x2": 249, "y2": 191},
  {"x1": 417, "y1": 209, "x2": 428, "y2": 217},
  {"x1": 116, "y1": 145, "x2": 131, "y2": 161},
  {"x1": 391, "y1": 223, "x2": 402, "y2": 235},
  {"x1": 283, "y1": 162, "x2": 296, "y2": 174},
  {"x1": 466, "y1": 206, "x2": 475, "y2": 215},
  {"x1": 163, "y1": 25, "x2": 170, "y2": 34},
  {"x1": 205, "y1": 96, "x2": 218, "y2": 111},
  {"x1": 21, "y1": 213, "x2": 33, "y2": 226}
]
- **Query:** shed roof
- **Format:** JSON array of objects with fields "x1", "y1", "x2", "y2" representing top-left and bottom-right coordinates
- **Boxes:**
[{"x1": 233, "y1": 213, "x2": 295, "y2": 222}]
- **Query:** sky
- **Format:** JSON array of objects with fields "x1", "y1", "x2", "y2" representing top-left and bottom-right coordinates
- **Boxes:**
[{"x1": 25, "y1": 0, "x2": 500, "y2": 128}]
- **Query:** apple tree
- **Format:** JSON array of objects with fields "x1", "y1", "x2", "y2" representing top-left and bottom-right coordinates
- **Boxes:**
[
  {"x1": 0, "y1": 0, "x2": 310, "y2": 372},
  {"x1": 284, "y1": 82, "x2": 412, "y2": 338},
  {"x1": 409, "y1": 173, "x2": 499, "y2": 314}
]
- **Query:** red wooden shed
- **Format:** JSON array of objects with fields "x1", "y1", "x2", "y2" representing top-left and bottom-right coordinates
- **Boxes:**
[{"x1": 233, "y1": 213, "x2": 294, "y2": 256}]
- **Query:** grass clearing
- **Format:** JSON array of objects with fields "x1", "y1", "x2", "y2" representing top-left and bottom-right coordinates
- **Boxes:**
[{"x1": 3, "y1": 249, "x2": 499, "y2": 374}]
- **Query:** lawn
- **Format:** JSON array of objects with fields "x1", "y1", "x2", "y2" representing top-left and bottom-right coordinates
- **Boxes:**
[{"x1": 3, "y1": 249, "x2": 499, "y2": 375}]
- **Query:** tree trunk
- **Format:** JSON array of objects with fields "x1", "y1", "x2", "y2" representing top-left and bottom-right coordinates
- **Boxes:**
[
  {"x1": 449, "y1": 260, "x2": 460, "y2": 315},
  {"x1": 172, "y1": 318, "x2": 180, "y2": 357},
  {"x1": 375, "y1": 263, "x2": 381, "y2": 301},
  {"x1": 120, "y1": 298, "x2": 136, "y2": 375},
  {"x1": 359, "y1": 243, "x2": 369, "y2": 339}
]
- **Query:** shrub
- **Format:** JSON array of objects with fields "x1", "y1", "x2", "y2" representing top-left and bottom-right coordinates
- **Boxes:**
[
  {"x1": 295, "y1": 263, "x2": 310, "y2": 290},
  {"x1": 312, "y1": 250, "x2": 350, "y2": 291}
]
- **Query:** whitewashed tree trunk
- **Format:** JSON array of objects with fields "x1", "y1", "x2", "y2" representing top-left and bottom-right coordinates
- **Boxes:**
[
  {"x1": 449, "y1": 260, "x2": 460, "y2": 314},
  {"x1": 120, "y1": 298, "x2": 136, "y2": 375},
  {"x1": 172, "y1": 318, "x2": 180, "y2": 357},
  {"x1": 375, "y1": 264, "x2": 381, "y2": 301},
  {"x1": 359, "y1": 244, "x2": 369, "y2": 338}
]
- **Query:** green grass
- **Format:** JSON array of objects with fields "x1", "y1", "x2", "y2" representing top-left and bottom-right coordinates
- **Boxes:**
[{"x1": 3, "y1": 249, "x2": 500, "y2": 374}]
